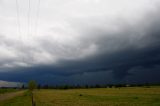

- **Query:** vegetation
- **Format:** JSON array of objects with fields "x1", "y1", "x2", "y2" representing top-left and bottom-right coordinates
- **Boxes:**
[
  {"x1": 0, "y1": 86, "x2": 160, "y2": 106},
  {"x1": 28, "y1": 80, "x2": 37, "y2": 91},
  {"x1": 33, "y1": 87, "x2": 160, "y2": 106},
  {"x1": 0, "y1": 91, "x2": 31, "y2": 106},
  {"x1": 0, "y1": 89, "x2": 18, "y2": 94},
  {"x1": 28, "y1": 80, "x2": 37, "y2": 106},
  {"x1": 33, "y1": 83, "x2": 160, "y2": 89}
]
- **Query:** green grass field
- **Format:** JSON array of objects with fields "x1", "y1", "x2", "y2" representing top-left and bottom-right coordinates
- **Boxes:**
[
  {"x1": 0, "y1": 87, "x2": 160, "y2": 106},
  {"x1": 0, "y1": 91, "x2": 31, "y2": 106},
  {"x1": 0, "y1": 89, "x2": 18, "y2": 94}
]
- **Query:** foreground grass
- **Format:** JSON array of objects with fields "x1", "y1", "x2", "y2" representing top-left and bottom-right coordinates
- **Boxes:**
[
  {"x1": 0, "y1": 89, "x2": 18, "y2": 94},
  {"x1": 34, "y1": 87, "x2": 160, "y2": 106},
  {"x1": 0, "y1": 91, "x2": 31, "y2": 106},
  {"x1": 0, "y1": 87, "x2": 160, "y2": 106}
]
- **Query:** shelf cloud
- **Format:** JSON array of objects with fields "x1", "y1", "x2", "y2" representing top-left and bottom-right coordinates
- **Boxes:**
[{"x1": 0, "y1": 0, "x2": 160, "y2": 84}]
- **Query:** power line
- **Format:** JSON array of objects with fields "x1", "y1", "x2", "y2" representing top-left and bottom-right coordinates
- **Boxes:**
[
  {"x1": 16, "y1": 0, "x2": 41, "y2": 63},
  {"x1": 28, "y1": 0, "x2": 31, "y2": 37},
  {"x1": 16, "y1": 0, "x2": 25, "y2": 62},
  {"x1": 16, "y1": 0, "x2": 21, "y2": 38},
  {"x1": 35, "y1": 0, "x2": 41, "y2": 36}
]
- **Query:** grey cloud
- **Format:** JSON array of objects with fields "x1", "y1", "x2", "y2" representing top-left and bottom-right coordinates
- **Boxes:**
[{"x1": 0, "y1": 0, "x2": 160, "y2": 84}]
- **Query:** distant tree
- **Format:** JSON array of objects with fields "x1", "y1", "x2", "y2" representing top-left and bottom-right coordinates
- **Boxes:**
[
  {"x1": 108, "y1": 84, "x2": 113, "y2": 88},
  {"x1": 43, "y1": 84, "x2": 49, "y2": 89},
  {"x1": 21, "y1": 84, "x2": 25, "y2": 89},
  {"x1": 76, "y1": 84, "x2": 80, "y2": 88},
  {"x1": 95, "y1": 84, "x2": 100, "y2": 88},
  {"x1": 85, "y1": 85, "x2": 89, "y2": 89},
  {"x1": 28, "y1": 80, "x2": 37, "y2": 91},
  {"x1": 37, "y1": 84, "x2": 41, "y2": 90},
  {"x1": 63, "y1": 85, "x2": 69, "y2": 89}
]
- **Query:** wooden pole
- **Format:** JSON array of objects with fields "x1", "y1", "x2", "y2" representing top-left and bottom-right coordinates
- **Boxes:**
[{"x1": 31, "y1": 92, "x2": 36, "y2": 106}]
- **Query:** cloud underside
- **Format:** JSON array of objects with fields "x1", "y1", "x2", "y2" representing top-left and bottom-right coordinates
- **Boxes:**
[{"x1": 0, "y1": 0, "x2": 160, "y2": 84}]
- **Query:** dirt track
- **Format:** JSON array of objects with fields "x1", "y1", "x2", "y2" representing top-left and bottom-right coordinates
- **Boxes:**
[{"x1": 0, "y1": 90, "x2": 25, "y2": 101}]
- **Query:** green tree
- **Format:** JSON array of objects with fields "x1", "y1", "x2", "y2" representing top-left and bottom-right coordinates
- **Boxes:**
[
  {"x1": 28, "y1": 80, "x2": 37, "y2": 106},
  {"x1": 28, "y1": 80, "x2": 37, "y2": 91}
]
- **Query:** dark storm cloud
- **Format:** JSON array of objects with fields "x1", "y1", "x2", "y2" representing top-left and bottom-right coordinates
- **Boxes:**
[
  {"x1": 0, "y1": 0, "x2": 160, "y2": 84},
  {"x1": 1, "y1": 9, "x2": 160, "y2": 84}
]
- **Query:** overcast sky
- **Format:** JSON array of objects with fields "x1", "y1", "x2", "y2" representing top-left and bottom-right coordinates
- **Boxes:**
[{"x1": 0, "y1": 0, "x2": 160, "y2": 85}]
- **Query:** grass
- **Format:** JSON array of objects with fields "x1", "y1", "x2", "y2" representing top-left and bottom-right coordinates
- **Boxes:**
[
  {"x1": 33, "y1": 87, "x2": 160, "y2": 106},
  {"x1": 0, "y1": 87, "x2": 160, "y2": 106},
  {"x1": 0, "y1": 91, "x2": 32, "y2": 106},
  {"x1": 0, "y1": 89, "x2": 18, "y2": 94}
]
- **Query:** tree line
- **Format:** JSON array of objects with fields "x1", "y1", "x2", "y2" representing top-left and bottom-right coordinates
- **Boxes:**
[{"x1": 23, "y1": 81, "x2": 160, "y2": 90}]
